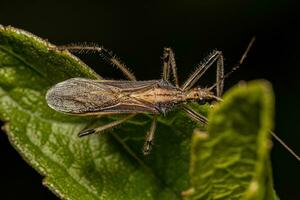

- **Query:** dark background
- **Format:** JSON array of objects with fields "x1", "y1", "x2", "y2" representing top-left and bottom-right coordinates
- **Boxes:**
[{"x1": 0, "y1": 0, "x2": 299, "y2": 199}]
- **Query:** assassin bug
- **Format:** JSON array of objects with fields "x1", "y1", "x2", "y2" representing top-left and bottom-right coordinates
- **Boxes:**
[{"x1": 46, "y1": 38, "x2": 300, "y2": 160}]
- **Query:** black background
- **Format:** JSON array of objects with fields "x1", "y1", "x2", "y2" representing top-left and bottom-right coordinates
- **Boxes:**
[{"x1": 0, "y1": 0, "x2": 299, "y2": 199}]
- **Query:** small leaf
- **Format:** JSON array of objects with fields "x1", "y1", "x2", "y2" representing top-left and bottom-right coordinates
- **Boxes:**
[
  {"x1": 185, "y1": 81, "x2": 278, "y2": 200},
  {"x1": 0, "y1": 25, "x2": 211, "y2": 199}
]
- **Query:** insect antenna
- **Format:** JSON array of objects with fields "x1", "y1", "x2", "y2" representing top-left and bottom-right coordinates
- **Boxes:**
[
  {"x1": 209, "y1": 36, "x2": 256, "y2": 91},
  {"x1": 270, "y1": 130, "x2": 300, "y2": 161},
  {"x1": 223, "y1": 36, "x2": 256, "y2": 81}
]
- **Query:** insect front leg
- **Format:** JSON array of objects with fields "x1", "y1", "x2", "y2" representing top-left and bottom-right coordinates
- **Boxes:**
[
  {"x1": 181, "y1": 50, "x2": 224, "y2": 97},
  {"x1": 143, "y1": 116, "x2": 158, "y2": 155},
  {"x1": 57, "y1": 44, "x2": 136, "y2": 81},
  {"x1": 162, "y1": 48, "x2": 179, "y2": 87},
  {"x1": 181, "y1": 105, "x2": 208, "y2": 125},
  {"x1": 78, "y1": 114, "x2": 136, "y2": 137}
]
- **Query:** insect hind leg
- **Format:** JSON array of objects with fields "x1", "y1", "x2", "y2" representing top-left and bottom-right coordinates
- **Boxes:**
[
  {"x1": 57, "y1": 44, "x2": 137, "y2": 81},
  {"x1": 78, "y1": 114, "x2": 136, "y2": 137}
]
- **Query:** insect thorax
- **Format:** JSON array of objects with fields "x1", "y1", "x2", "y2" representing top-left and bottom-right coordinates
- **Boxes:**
[{"x1": 129, "y1": 81, "x2": 186, "y2": 114}]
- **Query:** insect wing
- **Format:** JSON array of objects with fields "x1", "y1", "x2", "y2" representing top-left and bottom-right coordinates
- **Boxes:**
[
  {"x1": 46, "y1": 78, "x2": 119, "y2": 114},
  {"x1": 46, "y1": 78, "x2": 160, "y2": 115}
]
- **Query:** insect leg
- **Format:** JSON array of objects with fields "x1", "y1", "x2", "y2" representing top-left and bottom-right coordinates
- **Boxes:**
[
  {"x1": 216, "y1": 53, "x2": 224, "y2": 97},
  {"x1": 78, "y1": 114, "x2": 136, "y2": 137},
  {"x1": 162, "y1": 48, "x2": 179, "y2": 87},
  {"x1": 143, "y1": 115, "x2": 158, "y2": 155},
  {"x1": 57, "y1": 44, "x2": 136, "y2": 81},
  {"x1": 181, "y1": 105, "x2": 208, "y2": 125},
  {"x1": 181, "y1": 51, "x2": 224, "y2": 92}
]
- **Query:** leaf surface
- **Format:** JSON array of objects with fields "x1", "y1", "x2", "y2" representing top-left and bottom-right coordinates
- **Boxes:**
[{"x1": 185, "y1": 81, "x2": 278, "y2": 200}]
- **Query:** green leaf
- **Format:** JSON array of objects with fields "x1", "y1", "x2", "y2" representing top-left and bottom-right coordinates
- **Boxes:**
[
  {"x1": 0, "y1": 25, "x2": 211, "y2": 200},
  {"x1": 184, "y1": 81, "x2": 278, "y2": 200}
]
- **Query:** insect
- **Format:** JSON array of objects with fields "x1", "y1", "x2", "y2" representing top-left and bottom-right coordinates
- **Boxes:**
[{"x1": 46, "y1": 39, "x2": 300, "y2": 160}]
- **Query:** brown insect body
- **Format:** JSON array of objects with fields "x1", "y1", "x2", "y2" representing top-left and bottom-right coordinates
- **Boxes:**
[
  {"x1": 45, "y1": 39, "x2": 300, "y2": 161},
  {"x1": 46, "y1": 77, "x2": 214, "y2": 115},
  {"x1": 45, "y1": 41, "x2": 265, "y2": 155}
]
